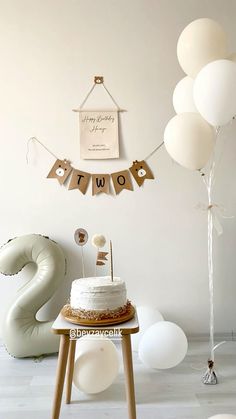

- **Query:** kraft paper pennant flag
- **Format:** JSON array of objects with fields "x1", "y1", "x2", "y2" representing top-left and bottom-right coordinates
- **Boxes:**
[
  {"x1": 68, "y1": 169, "x2": 91, "y2": 194},
  {"x1": 97, "y1": 251, "x2": 108, "y2": 261},
  {"x1": 111, "y1": 170, "x2": 133, "y2": 194},
  {"x1": 129, "y1": 160, "x2": 154, "y2": 186},
  {"x1": 96, "y1": 251, "x2": 109, "y2": 266},
  {"x1": 47, "y1": 159, "x2": 72, "y2": 185},
  {"x1": 92, "y1": 174, "x2": 110, "y2": 195}
]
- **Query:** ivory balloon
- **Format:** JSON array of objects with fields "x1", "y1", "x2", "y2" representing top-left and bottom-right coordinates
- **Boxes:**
[
  {"x1": 172, "y1": 76, "x2": 197, "y2": 114},
  {"x1": 73, "y1": 336, "x2": 119, "y2": 394},
  {"x1": 194, "y1": 59, "x2": 236, "y2": 126},
  {"x1": 139, "y1": 321, "x2": 188, "y2": 369},
  {"x1": 164, "y1": 113, "x2": 215, "y2": 170},
  {"x1": 177, "y1": 18, "x2": 228, "y2": 77},
  {"x1": 208, "y1": 416, "x2": 236, "y2": 419},
  {"x1": 132, "y1": 306, "x2": 164, "y2": 352}
]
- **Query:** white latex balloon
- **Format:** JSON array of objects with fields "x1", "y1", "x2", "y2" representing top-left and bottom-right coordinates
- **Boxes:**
[
  {"x1": 73, "y1": 336, "x2": 119, "y2": 394},
  {"x1": 164, "y1": 113, "x2": 215, "y2": 170},
  {"x1": 177, "y1": 18, "x2": 228, "y2": 77},
  {"x1": 132, "y1": 306, "x2": 164, "y2": 352},
  {"x1": 194, "y1": 59, "x2": 236, "y2": 126},
  {"x1": 173, "y1": 76, "x2": 197, "y2": 114},
  {"x1": 139, "y1": 321, "x2": 188, "y2": 369},
  {"x1": 208, "y1": 415, "x2": 236, "y2": 419}
]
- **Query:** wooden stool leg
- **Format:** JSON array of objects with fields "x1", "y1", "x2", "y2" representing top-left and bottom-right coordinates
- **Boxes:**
[
  {"x1": 121, "y1": 334, "x2": 136, "y2": 419},
  {"x1": 51, "y1": 334, "x2": 70, "y2": 419},
  {"x1": 66, "y1": 339, "x2": 76, "y2": 404}
]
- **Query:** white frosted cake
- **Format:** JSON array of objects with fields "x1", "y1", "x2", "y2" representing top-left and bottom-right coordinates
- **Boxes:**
[{"x1": 69, "y1": 276, "x2": 131, "y2": 321}]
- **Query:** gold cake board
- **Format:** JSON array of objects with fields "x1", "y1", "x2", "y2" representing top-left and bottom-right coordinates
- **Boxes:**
[{"x1": 61, "y1": 304, "x2": 135, "y2": 327}]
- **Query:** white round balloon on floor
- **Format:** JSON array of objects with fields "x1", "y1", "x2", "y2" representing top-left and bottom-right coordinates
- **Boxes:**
[
  {"x1": 139, "y1": 321, "x2": 188, "y2": 369},
  {"x1": 73, "y1": 335, "x2": 119, "y2": 394},
  {"x1": 131, "y1": 306, "x2": 164, "y2": 352},
  {"x1": 177, "y1": 18, "x2": 228, "y2": 77},
  {"x1": 172, "y1": 76, "x2": 197, "y2": 114}
]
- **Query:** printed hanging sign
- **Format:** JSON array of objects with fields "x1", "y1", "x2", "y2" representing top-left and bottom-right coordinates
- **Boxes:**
[
  {"x1": 79, "y1": 110, "x2": 119, "y2": 159},
  {"x1": 75, "y1": 77, "x2": 121, "y2": 160}
]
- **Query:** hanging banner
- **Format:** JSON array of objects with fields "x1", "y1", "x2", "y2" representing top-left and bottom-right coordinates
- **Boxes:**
[
  {"x1": 28, "y1": 136, "x2": 162, "y2": 197},
  {"x1": 92, "y1": 174, "x2": 110, "y2": 195},
  {"x1": 46, "y1": 158, "x2": 155, "y2": 196},
  {"x1": 47, "y1": 159, "x2": 72, "y2": 185},
  {"x1": 68, "y1": 169, "x2": 91, "y2": 194},
  {"x1": 129, "y1": 160, "x2": 154, "y2": 186},
  {"x1": 79, "y1": 110, "x2": 119, "y2": 160},
  {"x1": 111, "y1": 170, "x2": 133, "y2": 194}
]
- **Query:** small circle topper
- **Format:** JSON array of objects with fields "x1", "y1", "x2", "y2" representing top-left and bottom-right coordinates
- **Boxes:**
[{"x1": 74, "y1": 228, "x2": 88, "y2": 246}]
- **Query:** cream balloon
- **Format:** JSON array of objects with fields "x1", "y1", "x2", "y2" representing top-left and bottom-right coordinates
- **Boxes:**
[
  {"x1": 177, "y1": 18, "x2": 228, "y2": 77},
  {"x1": 164, "y1": 113, "x2": 215, "y2": 170},
  {"x1": 208, "y1": 415, "x2": 236, "y2": 419},
  {"x1": 73, "y1": 336, "x2": 119, "y2": 394},
  {"x1": 172, "y1": 76, "x2": 197, "y2": 114},
  {"x1": 132, "y1": 306, "x2": 164, "y2": 352},
  {"x1": 139, "y1": 321, "x2": 188, "y2": 369},
  {"x1": 194, "y1": 59, "x2": 236, "y2": 126}
]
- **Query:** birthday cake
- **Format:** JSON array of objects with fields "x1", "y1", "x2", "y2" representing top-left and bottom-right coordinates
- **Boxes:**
[
  {"x1": 68, "y1": 276, "x2": 131, "y2": 321},
  {"x1": 61, "y1": 231, "x2": 134, "y2": 324}
]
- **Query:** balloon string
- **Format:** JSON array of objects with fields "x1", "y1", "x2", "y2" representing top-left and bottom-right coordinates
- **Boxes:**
[{"x1": 200, "y1": 127, "x2": 220, "y2": 362}]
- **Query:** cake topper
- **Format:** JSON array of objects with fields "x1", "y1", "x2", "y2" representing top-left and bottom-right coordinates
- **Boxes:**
[
  {"x1": 74, "y1": 228, "x2": 88, "y2": 277},
  {"x1": 92, "y1": 234, "x2": 106, "y2": 276},
  {"x1": 109, "y1": 240, "x2": 114, "y2": 282}
]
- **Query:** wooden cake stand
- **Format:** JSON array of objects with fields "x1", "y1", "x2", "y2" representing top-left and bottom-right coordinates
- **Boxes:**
[{"x1": 61, "y1": 303, "x2": 135, "y2": 326}]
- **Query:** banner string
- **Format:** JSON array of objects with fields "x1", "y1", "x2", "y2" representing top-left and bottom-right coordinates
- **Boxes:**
[
  {"x1": 26, "y1": 136, "x2": 164, "y2": 168},
  {"x1": 145, "y1": 141, "x2": 164, "y2": 161},
  {"x1": 26, "y1": 137, "x2": 58, "y2": 164}
]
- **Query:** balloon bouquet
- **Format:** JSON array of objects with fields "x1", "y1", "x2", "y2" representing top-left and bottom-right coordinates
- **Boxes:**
[{"x1": 164, "y1": 18, "x2": 236, "y2": 384}]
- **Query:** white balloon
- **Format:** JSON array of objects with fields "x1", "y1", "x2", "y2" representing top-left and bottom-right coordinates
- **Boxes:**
[
  {"x1": 208, "y1": 416, "x2": 236, "y2": 419},
  {"x1": 164, "y1": 113, "x2": 215, "y2": 170},
  {"x1": 177, "y1": 18, "x2": 228, "y2": 77},
  {"x1": 194, "y1": 59, "x2": 236, "y2": 126},
  {"x1": 132, "y1": 306, "x2": 164, "y2": 352},
  {"x1": 173, "y1": 76, "x2": 197, "y2": 114},
  {"x1": 139, "y1": 321, "x2": 188, "y2": 369},
  {"x1": 73, "y1": 336, "x2": 119, "y2": 394}
]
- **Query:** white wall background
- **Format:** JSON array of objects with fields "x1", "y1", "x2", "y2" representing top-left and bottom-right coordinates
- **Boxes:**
[{"x1": 0, "y1": 0, "x2": 236, "y2": 336}]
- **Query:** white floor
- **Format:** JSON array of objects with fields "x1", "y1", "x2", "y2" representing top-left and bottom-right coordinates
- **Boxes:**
[{"x1": 1, "y1": 339, "x2": 236, "y2": 419}]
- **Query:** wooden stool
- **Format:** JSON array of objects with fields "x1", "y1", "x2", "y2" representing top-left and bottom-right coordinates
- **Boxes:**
[{"x1": 51, "y1": 312, "x2": 139, "y2": 419}]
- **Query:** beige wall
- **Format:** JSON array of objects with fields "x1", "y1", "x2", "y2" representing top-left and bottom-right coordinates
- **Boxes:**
[{"x1": 0, "y1": 0, "x2": 236, "y2": 335}]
